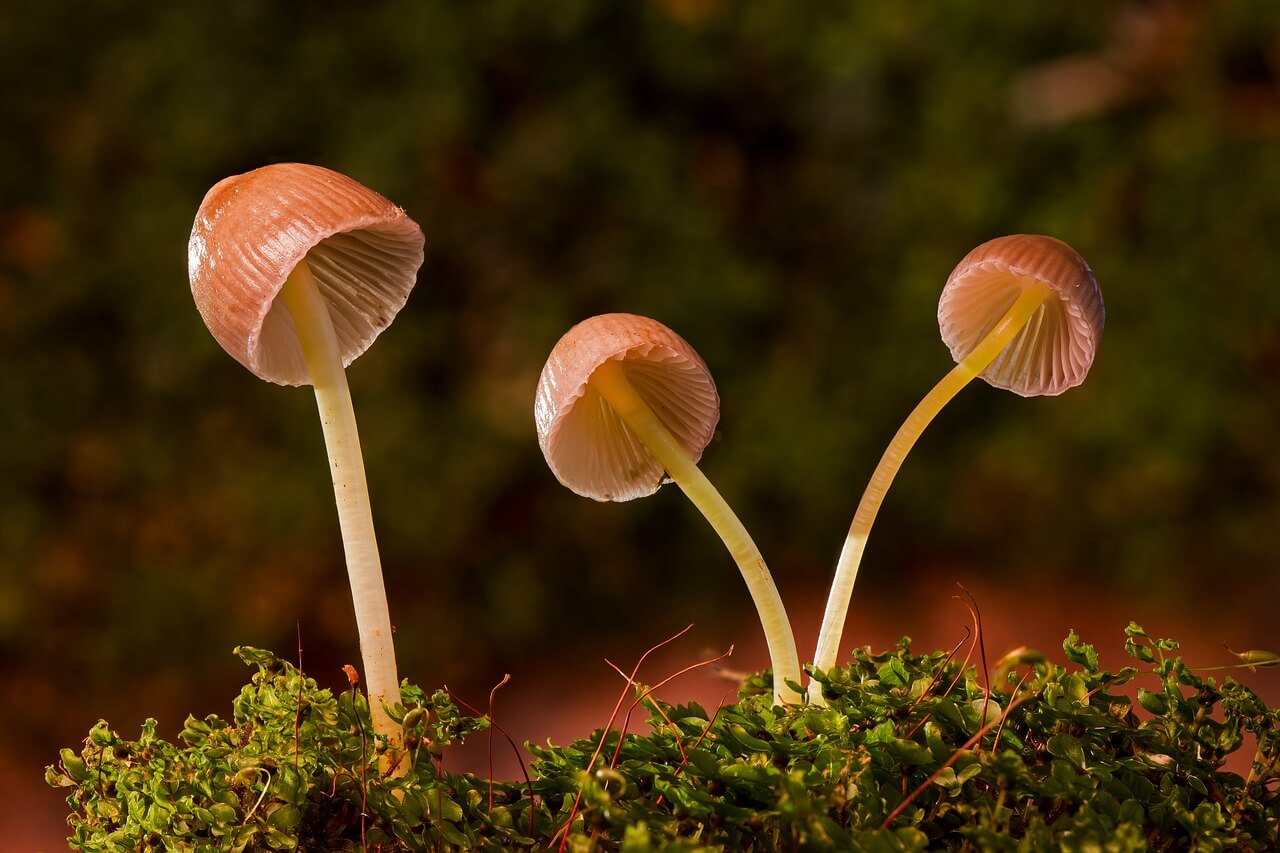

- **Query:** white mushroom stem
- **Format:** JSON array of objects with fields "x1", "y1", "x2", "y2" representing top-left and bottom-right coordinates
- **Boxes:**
[
  {"x1": 808, "y1": 282, "x2": 1052, "y2": 705},
  {"x1": 278, "y1": 259, "x2": 400, "y2": 742},
  {"x1": 590, "y1": 358, "x2": 803, "y2": 706}
]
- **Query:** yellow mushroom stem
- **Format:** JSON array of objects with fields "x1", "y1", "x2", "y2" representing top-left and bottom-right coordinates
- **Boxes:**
[
  {"x1": 590, "y1": 358, "x2": 803, "y2": 706},
  {"x1": 279, "y1": 260, "x2": 401, "y2": 744},
  {"x1": 809, "y1": 282, "x2": 1052, "y2": 705}
]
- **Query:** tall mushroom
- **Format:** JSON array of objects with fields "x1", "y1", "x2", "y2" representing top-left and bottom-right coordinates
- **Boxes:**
[
  {"x1": 188, "y1": 163, "x2": 424, "y2": 741},
  {"x1": 809, "y1": 235, "x2": 1104, "y2": 705},
  {"x1": 536, "y1": 313, "x2": 803, "y2": 705}
]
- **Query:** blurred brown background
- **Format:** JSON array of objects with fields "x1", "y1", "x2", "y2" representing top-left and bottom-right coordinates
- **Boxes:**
[{"x1": 5, "y1": 1, "x2": 1280, "y2": 847}]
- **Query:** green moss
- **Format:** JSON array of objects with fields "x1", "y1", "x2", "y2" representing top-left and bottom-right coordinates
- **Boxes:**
[{"x1": 50, "y1": 625, "x2": 1279, "y2": 850}]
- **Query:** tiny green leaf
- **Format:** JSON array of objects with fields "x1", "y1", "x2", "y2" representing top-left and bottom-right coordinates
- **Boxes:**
[{"x1": 1046, "y1": 734, "x2": 1086, "y2": 769}]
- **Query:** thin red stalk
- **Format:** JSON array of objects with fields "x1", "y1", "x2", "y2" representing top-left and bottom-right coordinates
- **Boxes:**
[
  {"x1": 589, "y1": 625, "x2": 694, "y2": 773},
  {"x1": 294, "y1": 625, "x2": 304, "y2": 774},
  {"x1": 434, "y1": 749, "x2": 444, "y2": 853},
  {"x1": 881, "y1": 689, "x2": 1032, "y2": 828},
  {"x1": 603, "y1": 659, "x2": 686, "y2": 770},
  {"x1": 907, "y1": 609, "x2": 981, "y2": 739},
  {"x1": 655, "y1": 686, "x2": 737, "y2": 809},
  {"x1": 688, "y1": 690, "x2": 734, "y2": 754},
  {"x1": 954, "y1": 584, "x2": 992, "y2": 744},
  {"x1": 445, "y1": 687, "x2": 537, "y2": 837},
  {"x1": 906, "y1": 628, "x2": 971, "y2": 738},
  {"x1": 943, "y1": 612, "x2": 981, "y2": 702},
  {"x1": 488, "y1": 674, "x2": 510, "y2": 811},
  {"x1": 342, "y1": 666, "x2": 370, "y2": 850},
  {"x1": 604, "y1": 644, "x2": 734, "y2": 770},
  {"x1": 554, "y1": 624, "x2": 694, "y2": 853},
  {"x1": 990, "y1": 670, "x2": 1032, "y2": 756},
  {"x1": 659, "y1": 688, "x2": 735, "y2": 805},
  {"x1": 588, "y1": 647, "x2": 735, "y2": 844}
]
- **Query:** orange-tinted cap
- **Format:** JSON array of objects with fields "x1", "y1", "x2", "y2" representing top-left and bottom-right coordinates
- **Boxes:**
[
  {"x1": 535, "y1": 313, "x2": 719, "y2": 501},
  {"x1": 938, "y1": 234, "x2": 1104, "y2": 396},
  {"x1": 188, "y1": 163, "x2": 425, "y2": 386}
]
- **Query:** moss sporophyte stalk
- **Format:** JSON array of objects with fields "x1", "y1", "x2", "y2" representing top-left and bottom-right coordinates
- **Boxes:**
[{"x1": 49, "y1": 627, "x2": 1280, "y2": 849}]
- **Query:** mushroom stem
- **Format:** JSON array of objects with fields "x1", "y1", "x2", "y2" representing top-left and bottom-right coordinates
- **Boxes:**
[
  {"x1": 808, "y1": 282, "x2": 1052, "y2": 705},
  {"x1": 589, "y1": 358, "x2": 803, "y2": 706},
  {"x1": 278, "y1": 259, "x2": 400, "y2": 742}
]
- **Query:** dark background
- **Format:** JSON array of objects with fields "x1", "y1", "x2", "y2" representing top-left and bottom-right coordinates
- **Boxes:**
[{"x1": 5, "y1": 2, "x2": 1279, "y2": 846}]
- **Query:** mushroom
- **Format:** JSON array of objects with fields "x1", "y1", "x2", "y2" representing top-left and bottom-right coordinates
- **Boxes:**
[
  {"x1": 808, "y1": 235, "x2": 1104, "y2": 705},
  {"x1": 536, "y1": 313, "x2": 803, "y2": 705},
  {"x1": 188, "y1": 163, "x2": 424, "y2": 742}
]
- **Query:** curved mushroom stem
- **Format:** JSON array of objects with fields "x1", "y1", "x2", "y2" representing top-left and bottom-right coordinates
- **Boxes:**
[
  {"x1": 808, "y1": 283, "x2": 1052, "y2": 705},
  {"x1": 279, "y1": 260, "x2": 401, "y2": 744},
  {"x1": 590, "y1": 358, "x2": 803, "y2": 706}
]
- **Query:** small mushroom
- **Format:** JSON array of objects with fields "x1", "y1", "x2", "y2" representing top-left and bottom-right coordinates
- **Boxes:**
[
  {"x1": 809, "y1": 235, "x2": 1104, "y2": 704},
  {"x1": 536, "y1": 313, "x2": 803, "y2": 705},
  {"x1": 188, "y1": 163, "x2": 424, "y2": 741}
]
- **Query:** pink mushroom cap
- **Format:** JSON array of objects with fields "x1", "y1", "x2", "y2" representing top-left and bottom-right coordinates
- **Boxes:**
[
  {"x1": 938, "y1": 234, "x2": 1104, "y2": 396},
  {"x1": 188, "y1": 163, "x2": 425, "y2": 386},
  {"x1": 535, "y1": 313, "x2": 720, "y2": 502}
]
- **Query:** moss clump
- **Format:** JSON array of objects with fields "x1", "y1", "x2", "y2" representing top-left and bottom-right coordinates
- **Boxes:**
[{"x1": 49, "y1": 624, "x2": 1279, "y2": 851}]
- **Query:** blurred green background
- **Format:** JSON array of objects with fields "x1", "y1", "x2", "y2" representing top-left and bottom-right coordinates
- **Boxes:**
[{"x1": 6, "y1": 1, "x2": 1280, "y2": 845}]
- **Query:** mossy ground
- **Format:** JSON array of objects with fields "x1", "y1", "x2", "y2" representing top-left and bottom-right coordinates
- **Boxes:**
[{"x1": 50, "y1": 624, "x2": 1279, "y2": 851}]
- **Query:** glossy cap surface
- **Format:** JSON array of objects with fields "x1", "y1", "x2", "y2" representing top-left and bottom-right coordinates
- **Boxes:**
[
  {"x1": 188, "y1": 163, "x2": 425, "y2": 386},
  {"x1": 535, "y1": 313, "x2": 719, "y2": 501},
  {"x1": 938, "y1": 234, "x2": 1104, "y2": 396}
]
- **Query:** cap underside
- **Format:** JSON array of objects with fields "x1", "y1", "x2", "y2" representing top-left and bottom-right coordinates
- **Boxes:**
[
  {"x1": 939, "y1": 265, "x2": 1098, "y2": 397},
  {"x1": 542, "y1": 349, "x2": 717, "y2": 502}
]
